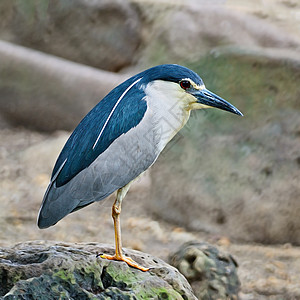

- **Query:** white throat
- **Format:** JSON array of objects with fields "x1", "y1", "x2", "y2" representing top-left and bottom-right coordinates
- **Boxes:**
[{"x1": 144, "y1": 80, "x2": 193, "y2": 152}]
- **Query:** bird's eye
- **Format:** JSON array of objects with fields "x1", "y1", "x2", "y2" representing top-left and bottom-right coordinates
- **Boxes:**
[{"x1": 180, "y1": 80, "x2": 191, "y2": 90}]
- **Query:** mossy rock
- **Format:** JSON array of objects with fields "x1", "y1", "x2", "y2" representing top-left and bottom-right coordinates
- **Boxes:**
[{"x1": 0, "y1": 241, "x2": 196, "y2": 299}]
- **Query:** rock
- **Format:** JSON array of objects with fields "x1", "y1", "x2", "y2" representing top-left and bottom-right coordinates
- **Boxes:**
[
  {"x1": 0, "y1": 0, "x2": 141, "y2": 71},
  {"x1": 169, "y1": 241, "x2": 240, "y2": 300},
  {"x1": 0, "y1": 241, "x2": 197, "y2": 299},
  {"x1": 136, "y1": 3, "x2": 300, "y2": 66},
  {"x1": 148, "y1": 49, "x2": 300, "y2": 245},
  {"x1": 0, "y1": 40, "x2": 128, "y2": 131}
]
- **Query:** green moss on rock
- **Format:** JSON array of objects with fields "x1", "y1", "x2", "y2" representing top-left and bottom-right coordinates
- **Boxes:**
[{"x1": 1, "y1": 242, "x2": 197, "y2": 299}]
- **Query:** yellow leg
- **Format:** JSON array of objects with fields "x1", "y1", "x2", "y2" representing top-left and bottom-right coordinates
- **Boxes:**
[{"x1": 100, "y1": 184, "x2": 149, "y2": 272}]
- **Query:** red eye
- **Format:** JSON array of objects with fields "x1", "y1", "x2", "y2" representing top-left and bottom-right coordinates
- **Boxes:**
[{"x1": 180, "y1": 80, "x2": 191, "y2": 90}]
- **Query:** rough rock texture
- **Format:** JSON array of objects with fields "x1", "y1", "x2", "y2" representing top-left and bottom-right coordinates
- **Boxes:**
[
  {"x1": 0, "y1": 0, "x2": 141, "y2": 71},
  {"x1": 149, "y1": 49, "x2": 300, "y2": 245},
  {"x1": 0, "y1": 40, "x2": 127, "y2": 131},
  {"x1": 0, "y1": 241, "x2": 197, "y2": 299},
  {"x1": 169, "y1": 241, "x2": 240, "y2": 300}
]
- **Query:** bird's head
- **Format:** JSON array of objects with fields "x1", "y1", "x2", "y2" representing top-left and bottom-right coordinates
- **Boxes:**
[{"x1": 140, "y1": 64, "x2": 243, "y2": 116}]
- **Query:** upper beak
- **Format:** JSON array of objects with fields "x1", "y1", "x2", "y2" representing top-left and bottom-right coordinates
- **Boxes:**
[{"x1": 192, "y1": 88, "x2": 243, "y2": 116}]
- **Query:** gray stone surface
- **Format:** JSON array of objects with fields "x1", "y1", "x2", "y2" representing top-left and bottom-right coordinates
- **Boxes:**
[
  {"x1": 0, "y1": 40, "x2": 128, "y2": 131},
  {"x1": 0, "y1": 241, "x2": 197, "y2": 299},
  {"x1": 169, "y1": 241, "x2": 240, "y2": 300},
  {"x1": 0, "y1": 0, "x2": 141, "y2": 71}
]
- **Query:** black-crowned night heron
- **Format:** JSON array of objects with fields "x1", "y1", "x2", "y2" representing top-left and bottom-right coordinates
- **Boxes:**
[{"x1": 38, "y1": 64, "x2": 242, "y2": 271}]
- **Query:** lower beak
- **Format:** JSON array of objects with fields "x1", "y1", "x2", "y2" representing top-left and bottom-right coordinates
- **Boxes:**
[{"x1": 193, "y1": 89, "x2": 243, "y2": 116}]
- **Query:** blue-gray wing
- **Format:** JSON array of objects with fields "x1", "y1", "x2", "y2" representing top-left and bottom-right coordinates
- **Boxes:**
[{"x1": 38, "y1": 78, "x2": 160, "y2": 228}]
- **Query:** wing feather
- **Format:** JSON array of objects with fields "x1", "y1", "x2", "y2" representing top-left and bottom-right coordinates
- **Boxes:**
[
  {"x1": 53, "y1": 76, "x2": 146, "y2": 187},
  {"x1": 38, "y1": 77, "x2": 159, "y2": 228}
]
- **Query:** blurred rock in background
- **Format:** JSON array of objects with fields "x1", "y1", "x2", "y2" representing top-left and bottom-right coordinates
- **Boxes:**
[
  {"x1": 169, "y1": 241, "x2": 240, "y2": 300},
  {"x1": 0, "y1": 40, "x2": 127, "y2": 131},
  {"x1": 149, "y1": 49, "x2": 300, "y2": 245},
  {"x1": 0, "y1": 0, "x2": 141, "y2": 71},
  {"x1": 135, "y1": 1, "x2": 300, "y2": 66}
]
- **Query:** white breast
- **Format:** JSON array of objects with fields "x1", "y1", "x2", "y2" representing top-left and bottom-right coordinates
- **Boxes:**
[{"x1": 144, "y1": 80, "x2": 193, "y2": 152}]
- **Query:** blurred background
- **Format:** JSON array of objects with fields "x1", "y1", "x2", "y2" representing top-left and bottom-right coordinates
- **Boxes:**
[{"x1": 0, "y1": 0, "x2": 299, "y2": 298}]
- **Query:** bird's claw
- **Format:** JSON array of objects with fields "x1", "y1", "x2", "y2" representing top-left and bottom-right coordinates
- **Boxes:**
[{"x1": 99, "y1": 253, "x2": 149, "y2": 272}]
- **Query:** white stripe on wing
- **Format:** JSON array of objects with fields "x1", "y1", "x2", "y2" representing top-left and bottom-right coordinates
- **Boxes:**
[{"x1": 92, "y1": 77, "x2": 143, "y2": 150}]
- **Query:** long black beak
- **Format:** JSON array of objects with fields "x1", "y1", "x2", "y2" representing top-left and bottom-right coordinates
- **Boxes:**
[{"x1": 192, "y1": 88, "x2": 243, "y2": 116}]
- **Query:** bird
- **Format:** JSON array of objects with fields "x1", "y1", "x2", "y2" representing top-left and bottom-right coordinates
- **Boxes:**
[{"x1": 38, "y1": 64, "x2": 242, "y2": 271}]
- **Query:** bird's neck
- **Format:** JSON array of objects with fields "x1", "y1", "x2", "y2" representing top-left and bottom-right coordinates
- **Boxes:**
[{"x1": 145, "y1": 80, "x2": 192, "y2": 152}]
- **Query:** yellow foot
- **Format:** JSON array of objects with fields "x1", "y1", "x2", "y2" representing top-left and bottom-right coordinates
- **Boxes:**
[{"x1": 99, "y1": 253, "x2": 149, "y2": 272}]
